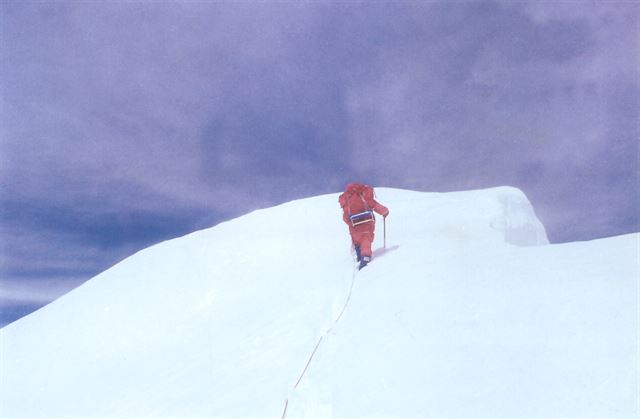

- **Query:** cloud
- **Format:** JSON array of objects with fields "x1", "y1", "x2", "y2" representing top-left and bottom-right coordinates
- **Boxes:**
[
  {"x1": 340, "y1": 2, "x2": 638, "y2": 240},
  {"x1": 2, "y1": 2, "x2": 355, "y2": 213},
  {"x1": 4, "y1": 1, "x2": 636, "y2": 214},
  {"x1": 0, "y1": 277, "x2": 86, "y2": 306}
]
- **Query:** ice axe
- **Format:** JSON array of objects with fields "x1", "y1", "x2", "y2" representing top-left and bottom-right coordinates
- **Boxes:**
[{"x1": 383, "y1": 215, "x2": 387, "y2": 249}]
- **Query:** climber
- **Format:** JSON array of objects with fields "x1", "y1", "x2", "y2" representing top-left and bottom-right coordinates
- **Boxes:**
[{"x1": 338, "y1": 183, "x2": 389, "y2": 270}]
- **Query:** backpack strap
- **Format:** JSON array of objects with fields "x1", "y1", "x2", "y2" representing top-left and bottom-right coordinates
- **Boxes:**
[{"x1": 349, "y1": 210, "x2": 374, "y2": 226}]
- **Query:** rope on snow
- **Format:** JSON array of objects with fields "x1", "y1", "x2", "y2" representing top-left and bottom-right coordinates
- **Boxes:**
[{"x1": 281, "y1": 254, "x2": 358, "y2": 418}]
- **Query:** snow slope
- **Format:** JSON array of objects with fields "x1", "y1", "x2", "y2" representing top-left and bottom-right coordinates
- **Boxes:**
[{"x1": 0, "y1": 187, "x2": 637, "y2": 418}]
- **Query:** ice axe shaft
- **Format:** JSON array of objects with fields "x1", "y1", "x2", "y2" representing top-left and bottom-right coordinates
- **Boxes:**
[{"x1": 383, "y1": 216, "x2": 387, "y2": 249}]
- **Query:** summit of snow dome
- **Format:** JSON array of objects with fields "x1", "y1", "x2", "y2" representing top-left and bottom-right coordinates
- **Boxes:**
[{"x1": 1, "y1": 186, "x2": 636, "y2": 418}]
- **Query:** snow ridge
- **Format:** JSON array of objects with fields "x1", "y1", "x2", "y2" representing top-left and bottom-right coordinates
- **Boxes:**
[{"x1": 1, "y1": 187, "x2": 637, "y2": 418}]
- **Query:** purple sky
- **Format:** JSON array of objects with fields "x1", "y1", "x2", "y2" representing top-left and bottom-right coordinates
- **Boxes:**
[{"x1": 1, "y1": 1, "x2": 638, "y2": 327}]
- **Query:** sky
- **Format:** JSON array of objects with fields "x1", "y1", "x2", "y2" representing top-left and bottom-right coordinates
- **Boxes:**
[{"x1": 1, "y1": 0, "x2": 639, "y2": 327}]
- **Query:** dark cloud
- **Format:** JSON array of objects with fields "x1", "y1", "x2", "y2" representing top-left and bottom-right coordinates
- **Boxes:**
[{"x1": 1, "y1": 0, "x2": 638, "y2": 326}]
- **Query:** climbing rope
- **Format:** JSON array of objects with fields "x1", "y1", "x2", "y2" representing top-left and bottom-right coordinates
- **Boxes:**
[{"x1": 281, "y1": 256, "x2": 358, "y2": 418}]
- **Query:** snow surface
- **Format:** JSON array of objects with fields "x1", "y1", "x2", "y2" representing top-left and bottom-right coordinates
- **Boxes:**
[{"x1": 0, "y1": 187, "x2": 637, "y2": 418}]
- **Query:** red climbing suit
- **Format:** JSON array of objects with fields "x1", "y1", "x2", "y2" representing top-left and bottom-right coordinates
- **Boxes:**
[{"x1": 338, "y1": 183, "x2": 389, "y2": 258}]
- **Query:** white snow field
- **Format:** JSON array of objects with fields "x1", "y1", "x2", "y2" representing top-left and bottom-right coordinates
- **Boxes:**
[{"x1": 0, "y1": 187, "x2": 637, "y2": 418}]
